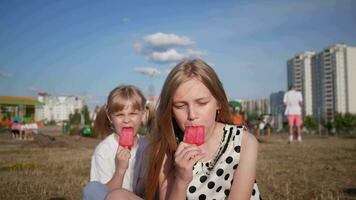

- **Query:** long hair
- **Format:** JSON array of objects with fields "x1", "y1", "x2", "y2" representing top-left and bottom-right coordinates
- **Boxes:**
[
  {"x1": 93, "y1": 85, "x2": 148, "y2": 138},
  {"x1": 145, "y1": 59, "x2": 232, "y2": 200}
]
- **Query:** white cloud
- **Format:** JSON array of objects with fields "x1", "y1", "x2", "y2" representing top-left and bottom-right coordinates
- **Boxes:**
[
  {"x1": 148, "y1": 49, "x2": 184, "y2": 63},
  {"x1": 144, "y1": 32, "x2": 193, "y2": 48},
  {"x1": 133, "y1": 67, "x2": 161, "y2": 77},
  {"x1": 134, "y1": 32, "x2": 206, "y2": 63},
  {"x1": 0, "y1": 71, "x2": 12, "y2": 77},
  {"x1": 147, "y1": 49, "x2": 206, "y2": 63}
]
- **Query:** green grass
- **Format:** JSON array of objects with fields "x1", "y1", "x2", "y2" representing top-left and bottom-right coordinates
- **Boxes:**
[{"x1": 0, "y1": 133, "x2": 356, "y2": 199}]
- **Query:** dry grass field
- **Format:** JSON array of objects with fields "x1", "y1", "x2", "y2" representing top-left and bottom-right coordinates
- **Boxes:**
[{"x1": 0, "y1": 131, "x2": 355, "y2": 200}]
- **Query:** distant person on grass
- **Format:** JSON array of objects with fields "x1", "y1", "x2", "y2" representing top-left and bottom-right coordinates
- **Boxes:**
[
  {"x1": 231, "y1": 108, "x2": 244, "y2": 127},
  {"x1": 11, "y1": 120, "x2": 21, "y2": 140},
  {"x1": 83, "y1": 85, "x2": 152, "y2": 200},
  {"x1": 283, "y1": 84, "x2": 303, "y2": 143}
]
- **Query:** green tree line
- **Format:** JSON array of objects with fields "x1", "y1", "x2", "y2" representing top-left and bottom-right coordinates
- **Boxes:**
[{"x1": 304, "y1": 113, "x2": 356, "y2": 135}]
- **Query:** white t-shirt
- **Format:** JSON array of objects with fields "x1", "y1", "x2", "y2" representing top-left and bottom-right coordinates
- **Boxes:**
[
  {"x1": 90, "y1": 133, "x2": 147, "y2": 192},
  {"x1": 283, "y1": 89, "x2": 303, "y2": 115}
]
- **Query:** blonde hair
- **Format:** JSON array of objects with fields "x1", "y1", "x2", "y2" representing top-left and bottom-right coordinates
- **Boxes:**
[
  {"x1": 93, "y1": 85, "x2": 148, "y2": 138},
  {"x1": 146, "y1": 59, "x2": 232, "y2": 199}
]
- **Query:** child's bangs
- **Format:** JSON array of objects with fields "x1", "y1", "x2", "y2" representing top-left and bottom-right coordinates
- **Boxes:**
[{"x1": 108, "y1": 94, "x2": 143, "y2": 113}]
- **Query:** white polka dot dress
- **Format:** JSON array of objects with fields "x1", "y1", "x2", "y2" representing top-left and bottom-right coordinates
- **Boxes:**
[{"x1": 186, "y1": 124, "x2": 261, "y2": 200}]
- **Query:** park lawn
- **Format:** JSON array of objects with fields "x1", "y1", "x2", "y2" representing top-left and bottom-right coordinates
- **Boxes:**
[{"x1": 0, "y1": 133, "x2": 355, "y2": 200}]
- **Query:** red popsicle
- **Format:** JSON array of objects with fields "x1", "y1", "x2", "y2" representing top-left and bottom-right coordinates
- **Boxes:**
[
  {"x1": 119, "y1": 127, "x2": 134, "y2": 148},
  {"x1": 195, "y1": 126, "x2": 205, "y2": 145},
  {"x1": 183, "y1": 126, "x2": 205, "y2": 145},
  {"x1": 183, "y1": 126, "x2": 196, "y2": 144}
]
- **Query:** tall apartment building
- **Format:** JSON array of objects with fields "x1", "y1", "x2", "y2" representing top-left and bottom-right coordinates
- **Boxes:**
[
  {"x1": 312, "y1": 44, "x2": 356, "y2": 121},
  {"x1": 287, "y1": 51, "x2": 315, "y2": 116},
  {"x1": 240, "y1": 99, "x2": 270, "y2": 117},
  {"x1": 270, "y1": 91, "x2": 285, "y2": 117},
  {"x1": 35, "y1": 94, "x2": 86, "y2": 122},
  {"x1": 270, "y1": 91, "x2": 285, "y2": 130}
]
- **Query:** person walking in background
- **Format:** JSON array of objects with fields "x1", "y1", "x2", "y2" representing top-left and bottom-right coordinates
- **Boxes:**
[
  {"x1": 83, "y1": 85, "x2": 152, "y2": 200},
  {"x1": 283, "y1": 84, "x2": 303, "y2": 143}
]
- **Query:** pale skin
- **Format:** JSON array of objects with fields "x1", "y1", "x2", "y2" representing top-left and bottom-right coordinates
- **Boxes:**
[
  {"x1": 158, "y1": 78, "x2": 258, "y2": 200},
  {"x1": 105, "y1": 103, "x2": 145, "y2": 193}
]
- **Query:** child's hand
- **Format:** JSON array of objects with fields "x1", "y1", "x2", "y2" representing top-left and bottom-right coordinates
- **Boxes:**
[
  {"x1": 115, "y1": 146, "x2": 131, "y2": 172},
  {"x1": 173, "y1": 142, "x2": 205, "y2": 184}
]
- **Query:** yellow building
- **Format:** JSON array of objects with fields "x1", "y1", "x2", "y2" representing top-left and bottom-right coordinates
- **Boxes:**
[{"x1": 0, "y1": 96, "x2": 43, "y2": 126}]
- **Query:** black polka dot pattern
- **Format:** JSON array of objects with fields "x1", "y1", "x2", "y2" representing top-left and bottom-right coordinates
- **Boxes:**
[
  {"x1": 233, "y1": 164, "x2": 238, "y2": 170},
  {"x1": 226, "y1": 156, "x2": 233, "y2": 164},
  {"x1": 236, "y1": 129, "x2": 240, "y2": 135},
  {"x1": 189, "y1": 186, "x2": 196, "y2": 193},
  {"x1": 207, "y1": 181, "x2": 215, "y2": 189},
  {"x1": 199, "y1": 194, "x2": 206, "y2": 200},
  {"x1": 200, "y1": 175, "x2": 207, "y2": 183},
  {"x1": 185, "y1": 125, "x2": 261, "y2": 200},
  {"x1": 216, "y1": 168, "x2": 224, "y2": 176},
  {"x1": 234, "y1": 145, "x2": 241, "y2": 153}
]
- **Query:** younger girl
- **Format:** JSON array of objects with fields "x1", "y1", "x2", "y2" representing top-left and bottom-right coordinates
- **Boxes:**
[{"x1": 83, "y1": 85, "x2": 151, "y2": 200}]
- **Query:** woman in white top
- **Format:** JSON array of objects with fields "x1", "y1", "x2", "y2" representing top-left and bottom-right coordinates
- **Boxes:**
[{"x1": 83, "y1": 85, "x2": 152, "y2": 200}]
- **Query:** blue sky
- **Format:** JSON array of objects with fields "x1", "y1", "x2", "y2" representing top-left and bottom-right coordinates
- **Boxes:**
[{"x1": 1, "y1": 0, "x2": 356, "y2": 110}]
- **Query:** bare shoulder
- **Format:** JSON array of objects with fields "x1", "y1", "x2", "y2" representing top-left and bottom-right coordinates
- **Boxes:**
[{"x1": 241, "y1": 130, "x2": 258, "y2": 151}]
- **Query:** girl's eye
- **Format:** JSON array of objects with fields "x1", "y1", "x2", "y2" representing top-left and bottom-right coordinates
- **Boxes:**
[
  {"x1": 198, "y1": 101, "x2": 208, "y2": 105},
  {"x1": 173, "y1": 104, "x2": 185, "y2": 109}
]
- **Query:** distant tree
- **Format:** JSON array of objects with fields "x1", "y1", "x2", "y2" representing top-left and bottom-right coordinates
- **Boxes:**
[
  {"x1": 353, "y1": 114, "x2": 356, "y2": 133},
  {"x1": 247, "y1": 112, "x2": 259, "y2": 122},
  {"x1": 334, "y1": 113, "x2": 356, "y2": 134},
  {"x1": 81, "y1": 105, "x2": 91, "y2": 125},
  {"x1": 334, "y1": 113, "x2": 344, "y2": 133},
  {"x1": 47, "y1": 120, "x2": 56, "y2": 125},
  {"x1": 343, "y1": 113, "x2": 355, "y2": 133},
  {"x1": 69, "y1": 109, "x2": 81, "y2": 125},
  {"x1": 303, "y1": 115, "x2": 317, "y2": 133}
]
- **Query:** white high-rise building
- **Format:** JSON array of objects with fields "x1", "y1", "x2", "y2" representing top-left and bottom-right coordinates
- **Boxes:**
[
  {"x1": 270, "y1": 91, "x2": 285, "y2": 117},
  {"x1": 240, "y1": 99, "x2": 270, "y2": 117},
  {"x1": 35, "y1": 94, "x2": 86, "y2": 122},
  {"x1": 270, "y1": 91, "x2": 285, "y2": 130},
  {"x1": 312, "y1": 44, "x2": 356, "y2": 121},
  {"x1": 287, "y1": 51, "x2": 316, "y2": 116}
]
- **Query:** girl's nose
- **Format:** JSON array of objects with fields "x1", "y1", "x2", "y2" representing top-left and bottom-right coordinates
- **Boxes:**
[
  {"x1": 123, "y1": 115, "x2": 131, "y2": 123},
  {"x1": 187, "y1": 106, "x2": 198, "y2": 121}
]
